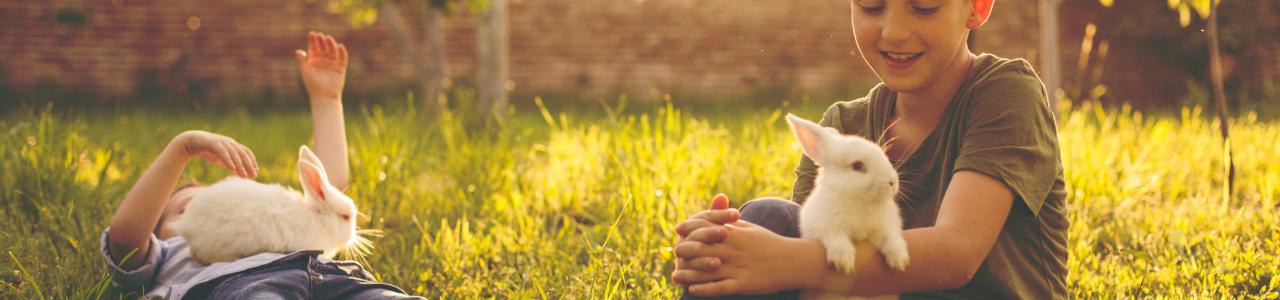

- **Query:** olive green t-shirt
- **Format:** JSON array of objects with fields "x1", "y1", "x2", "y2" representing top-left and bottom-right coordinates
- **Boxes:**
[{"x1": 791, "y1": 54, "x2": 1069, "y2": 299}]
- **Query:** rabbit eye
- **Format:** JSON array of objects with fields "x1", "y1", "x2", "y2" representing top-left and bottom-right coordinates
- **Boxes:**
[
  {"x1": 340, "y1": 214, "x2": 351, "y2": 221},
  {"x1": 851, "y1": 161, "x2": 865, "y2": 173}
]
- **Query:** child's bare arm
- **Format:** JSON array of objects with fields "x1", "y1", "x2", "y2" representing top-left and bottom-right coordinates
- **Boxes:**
[
  {"x1": 107, "y1": 131, "x2": 258, "y2": 270},
  {"x1": 673, "y1": 171, "x2": 1015, "y2": 296},
  {"x1": 296, "y1": 31, "x2": 350, "y2": 190}
]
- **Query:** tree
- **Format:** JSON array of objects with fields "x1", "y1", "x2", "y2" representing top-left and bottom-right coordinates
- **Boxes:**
[
  {"x1": 1038, "y1": 0, "x2": 1063, "y2": 113},
  {"x1": 1202, "y1": 0, "x2": 1234, "y2": 204},
  {"x1": 475, "y1": 0, "x2": 508, "y2": 122},
  {"x1": 328, "y1": 0, "x2": 453, "y2": 113},
  {"x1": 328, "y1": 0, "x2": 510, "y2": 122},
  {"x1": 1102, "y1": 0, "x2": 1234, "y2": 201}
]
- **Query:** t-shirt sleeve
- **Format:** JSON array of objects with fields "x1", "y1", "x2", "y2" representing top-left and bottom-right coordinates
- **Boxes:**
[
  {"x1": 791, "y1": 102, "x2": 849, "y2": 204},
  {"x1": 100, "y1": 228, "x2": 165, "y2": 290},
  {"x1": 952, "y1": 64, "x2": 1061, "y2": 216}
]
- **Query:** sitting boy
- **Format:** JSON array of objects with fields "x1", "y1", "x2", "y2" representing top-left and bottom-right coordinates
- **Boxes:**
[{"x1": 672, "y1": 0, "x2": 1069, "y2": 298}]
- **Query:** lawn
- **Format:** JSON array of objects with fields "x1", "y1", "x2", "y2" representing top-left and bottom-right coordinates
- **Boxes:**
[{"x1": 1, "y1": 96, "x2": 1278, "y2": 298}]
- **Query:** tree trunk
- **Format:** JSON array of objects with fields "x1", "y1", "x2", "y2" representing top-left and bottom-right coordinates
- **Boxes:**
[
  {"x1": 1038, "y1": 0, "x2": 1063, "y2": 114},
  {"x1": 423, "y1": 4, "x2": 449, "y2": 110},
  {"x1": 476, "y1": 0, "x2": 509, "y2": 121},
  {"x1": 1207, "y1": 0, "x2": 1234, "y2": 204},
  {"x1": 379, "y1": 2, "x2": 448, "y2": 113}
]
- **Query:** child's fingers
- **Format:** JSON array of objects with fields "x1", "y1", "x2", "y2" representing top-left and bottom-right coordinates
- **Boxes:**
[
  {"x1": 323, "y1": 35, "x2": 337, "y2": 58},
  {"x1": 317, "y1": 34, "x2": 332, "y2": 58},
  {"x1": 685, "y1": 226, "x2": 728, "y2": 244},
  {"x1": 217, "y1": 141, "x2": 244, "y2": 177},
  {"x1": 681, "y1": 257, "x2": 722, "y2": 272},
  {"x1": 212, "y1": 142, "x2": 237, "y2": 175},
  {"x1": 710, "y1": 193, "x2": 730, "y2": 209},
  {"x1": 234, "y1": 144, "x2": 257, "y2": 178},
  {"x1": 308, "y1": 32, "x2": 320, "y2": 58},
  {"x1": 670, "y1": 268, "x2": 728, "y2": 286},
  {"x1": 241, "y1": 144, "x2": 257, "y2": 176},
  {"x1": 687, "y1": 278, "x2": 740, "y2": 297},
  {"x1": 695, "y1": 208, "x2": 740, "y2": 225},
  {"x1": 675, "y1": 218, "x2": 718, "y2": 238},
  {"x1": 337, "y1": 44, "x2": 348, "y2": 66},
  {"x1": 673, "y1": 240, "x2": 722, "y2": 260},
  {"x1": 295, "y1": 49, "x2": 308, "y2": 65},
  {"x1": 227, "y1": 142, "x2": 249, "y2": 177}
]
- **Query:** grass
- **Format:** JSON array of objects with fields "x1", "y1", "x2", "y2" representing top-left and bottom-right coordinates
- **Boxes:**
[{"x1": 1, "y1": 95, "x2": 1278, "y2": 298}]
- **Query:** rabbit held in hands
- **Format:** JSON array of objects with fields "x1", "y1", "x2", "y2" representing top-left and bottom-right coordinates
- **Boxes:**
[
  {"x1": 171, "y1": 145, "x2": 363, "y2": 265},
  {"x1": 788, "y1": 114, "x2": 907, "y2": 300}
]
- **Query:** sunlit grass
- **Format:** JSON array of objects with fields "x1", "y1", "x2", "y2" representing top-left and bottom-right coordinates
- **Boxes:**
[
  {"x1": 1060, "y1": 101, "x2": 1280, "y2": 298},
  {"x1": 1, "y1": 96, "x2": 1277, "y2": 298}
]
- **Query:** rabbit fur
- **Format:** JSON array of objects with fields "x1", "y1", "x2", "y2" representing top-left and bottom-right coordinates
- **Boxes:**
[
  {"x1": 788, "y1": 114, "x2": 907, "y2": 300},
  {"x1": 171, "y1": 145, "x2": 358, "y2": 265}
]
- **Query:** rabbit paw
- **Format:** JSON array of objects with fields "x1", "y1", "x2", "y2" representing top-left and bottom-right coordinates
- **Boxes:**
[
  {"x1": 879, "y1": 239, "x2": 910, "y2": 271},
  {"x1": 883, "y1": 247, "x2": 910, "y2": 271},
  {"x1": 822, "y1": 238, "x2": 858, "y2": 274}
]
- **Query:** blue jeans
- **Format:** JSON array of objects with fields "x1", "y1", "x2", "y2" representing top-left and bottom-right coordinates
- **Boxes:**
[
  {"x1": 184, "y1": 251, "x2": 423, "y2": 300},
  {"x1": 683, "y1": 198, "x2": 803, "y2": 300}
]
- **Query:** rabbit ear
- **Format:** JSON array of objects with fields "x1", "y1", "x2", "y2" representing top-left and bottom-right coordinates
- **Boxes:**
[
  {"x1": 786, "y1": 114, "x2": 832, "y2": 160},
  {"x1": 299, "y1": 145, "x2": 325, "y2": 172},
  {"x1": 298, "y1": 159, "x2": 329, "y2": 201}
]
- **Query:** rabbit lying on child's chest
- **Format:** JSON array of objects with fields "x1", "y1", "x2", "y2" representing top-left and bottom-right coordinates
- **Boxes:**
[{"x1": 171, "y1": 145, "x2": 361, "y2": 265}]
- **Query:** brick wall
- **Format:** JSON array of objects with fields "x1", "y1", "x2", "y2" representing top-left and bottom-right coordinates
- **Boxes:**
[
  {"x1": 10, "y1": 0, "x2": 1267, "y2": 106},
  {"x1": 0, "y1": 0, "x2": 1056, "y2": 104},
  {"x1": 972, "y1": 0, "x2": 1041, "y2": 62}
]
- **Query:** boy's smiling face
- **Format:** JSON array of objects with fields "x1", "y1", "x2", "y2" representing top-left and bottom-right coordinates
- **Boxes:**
[{"x1": 849, "y1": 0, "x2": 990, "y2": 92}]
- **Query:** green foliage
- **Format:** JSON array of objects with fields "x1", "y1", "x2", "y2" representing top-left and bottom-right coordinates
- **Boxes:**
[
  {"x1": 2, "y1": 96, "x2": 1279, "y2": 297},
  {"x1": 324, "y1": 0, "x2": 493, "y2": 28},
  {"x1": 326, "y1": 0, "x2": 384, "y2": 27},
  {"x1": 1104, "y1": 0, "x2": 1219, "y2": 27},
  {"x1": 1167, "y1": 0, "x2": 1217, "y2": 27}
]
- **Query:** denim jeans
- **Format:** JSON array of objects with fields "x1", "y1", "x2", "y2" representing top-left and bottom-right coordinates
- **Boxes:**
[
  {"x1": 682, "y1": 198, "x2": 803, "y2": 300},
  {"x1": 184, "y1": 250, "x2": 423, "y2": 300}
]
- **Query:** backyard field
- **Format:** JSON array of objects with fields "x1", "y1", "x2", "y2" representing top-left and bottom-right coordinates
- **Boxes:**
[{"x1": 1, "y1": 97, "x2": 1278, "y2": 298}]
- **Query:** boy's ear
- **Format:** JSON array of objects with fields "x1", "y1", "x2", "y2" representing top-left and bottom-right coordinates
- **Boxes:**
[{"x1": 967, "y1": 0, "x2": 995, "y2": 30}]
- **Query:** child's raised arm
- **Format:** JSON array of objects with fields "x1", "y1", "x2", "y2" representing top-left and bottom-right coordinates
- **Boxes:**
[
  {"x1": 296, "y1": 31, "x2": 350, "y2": 190},
  {"x1": 107, "y1": 131, "x2": 258, "y2": 270}
]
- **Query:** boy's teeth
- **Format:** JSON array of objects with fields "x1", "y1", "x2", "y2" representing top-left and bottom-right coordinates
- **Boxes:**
[{"x1": 885, "y1": 52, "x2": 921, "y2": 61}]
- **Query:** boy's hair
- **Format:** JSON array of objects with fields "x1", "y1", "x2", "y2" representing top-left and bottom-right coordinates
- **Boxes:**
[
  {"x1": 172, "y1": 179, "x2": 204, "y2": 197},
  {"x1": 154, "y1": 179, "x2": 205, "y2": 234}
]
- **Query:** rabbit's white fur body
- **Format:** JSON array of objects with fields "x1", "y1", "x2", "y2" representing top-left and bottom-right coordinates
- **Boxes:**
[
  {"x1": 787, "y1": 114, "x2": 907, "y2": 300},
  {"x1": 171, "y1": 146, "x2": 357, "y2": 265}
]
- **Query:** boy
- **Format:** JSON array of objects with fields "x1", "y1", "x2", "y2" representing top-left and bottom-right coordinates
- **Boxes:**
[
  {"x1": 102, "y1": 32, "x2": 422, "y2": 299},
  {"x1": 671, "y1": 0, "x2": 1068, "y2": 298}
]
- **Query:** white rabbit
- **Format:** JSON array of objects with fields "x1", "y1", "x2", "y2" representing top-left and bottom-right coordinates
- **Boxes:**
[
  {"x1": 171, "y1": 145, "x2": 361, "y2": 265},
  {"x1": 787, "y1": 114, "x2": 907, "y2": 300}
]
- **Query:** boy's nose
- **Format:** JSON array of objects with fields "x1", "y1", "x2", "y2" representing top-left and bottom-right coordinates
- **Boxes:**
[
  {"x1": 881, "y1": 11, "x2": 911, "y2": 42},
  {"x1": 882, "y1": 23, "x2": 911, "y2": 42}
]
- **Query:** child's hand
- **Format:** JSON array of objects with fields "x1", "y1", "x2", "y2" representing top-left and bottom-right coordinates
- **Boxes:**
[
  {"x1": 674, "y1": 220, "x2": 820, "y2": 296},
  {"x1": 296, "y1": 31, "x2": 348, "y2": 103},
  {"x1": 672, "y1": 194, "x2": 739, "y2": 280},
  {"x1": 176, "y1": 131, "x2": 258, "y2": 178}
]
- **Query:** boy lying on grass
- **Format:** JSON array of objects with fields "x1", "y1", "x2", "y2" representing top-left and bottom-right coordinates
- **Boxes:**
[
  {"x1": 672, "y1": 0, "x2": 1068, "y2": 298},
  {"x1": 102, "y1": 32, "x2": 422, "y2": 299}
]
